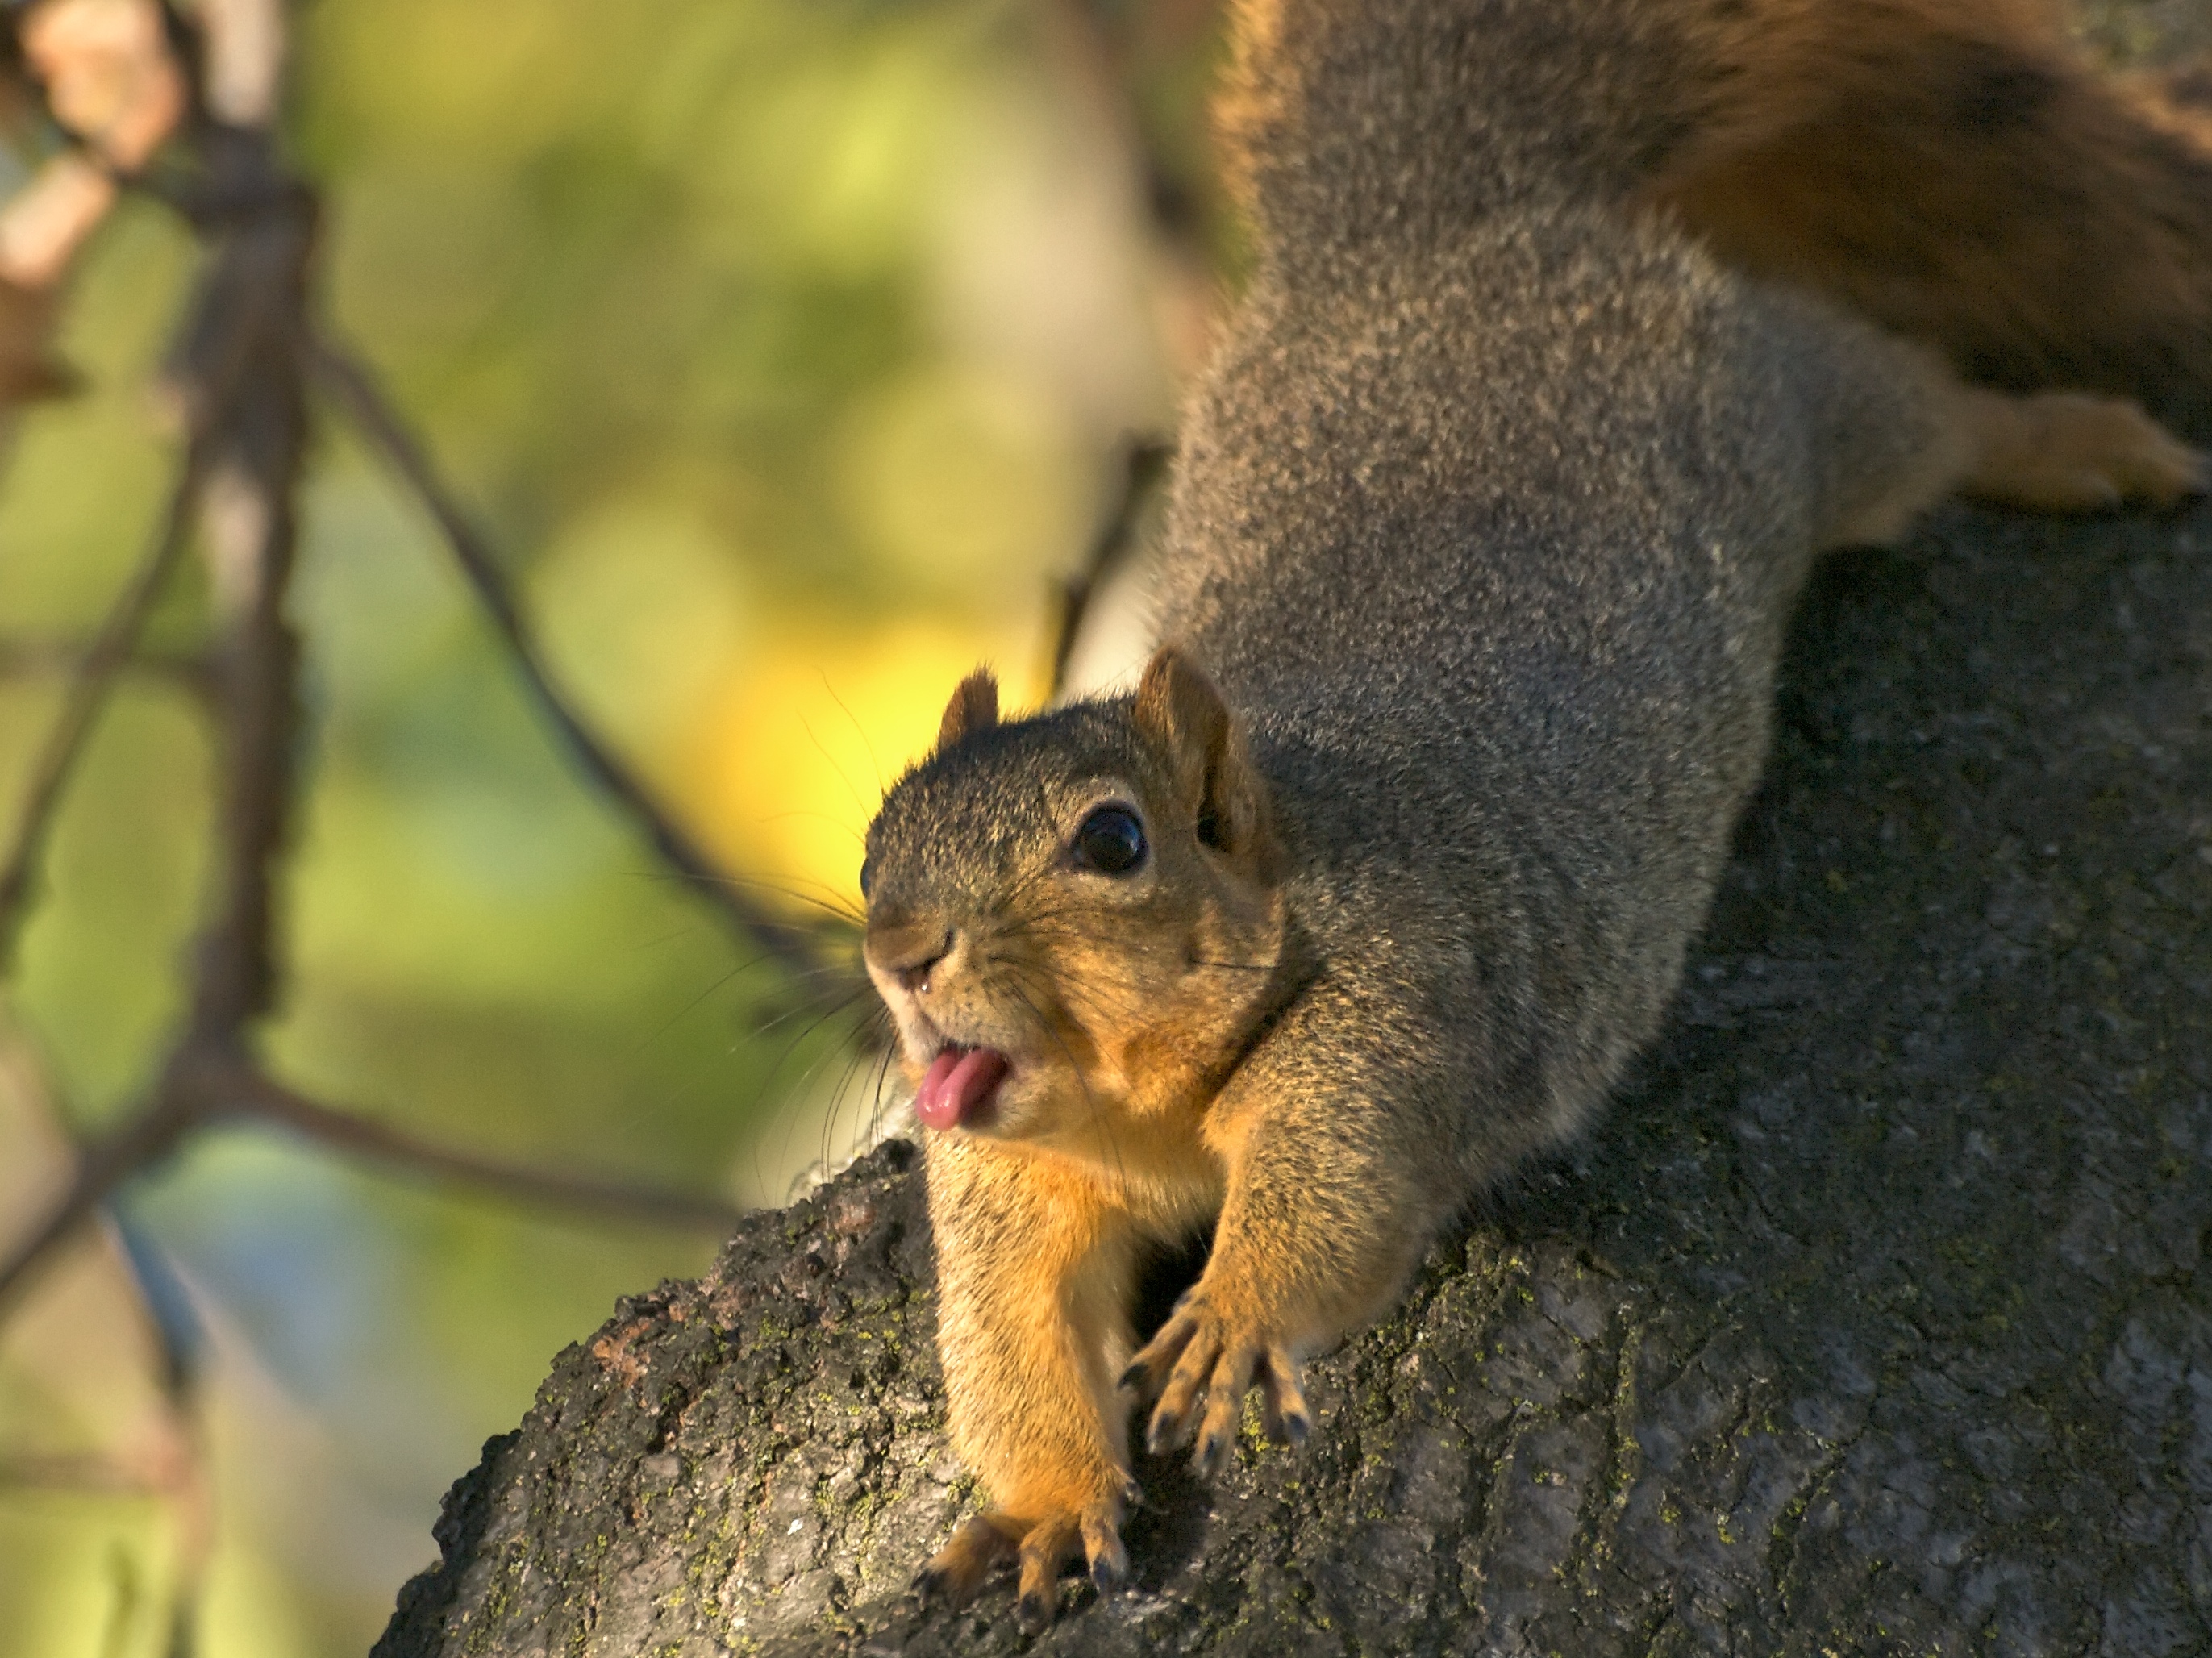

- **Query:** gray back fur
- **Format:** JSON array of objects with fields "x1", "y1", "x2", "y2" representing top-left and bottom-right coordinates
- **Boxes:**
[{"x1": 1156, "y1": 0, "x2": 1945, "y2": 1152}]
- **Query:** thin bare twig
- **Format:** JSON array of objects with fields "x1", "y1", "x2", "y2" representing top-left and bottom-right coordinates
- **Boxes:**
[
  {"x1": 223, "y1": 1060, "x2": 746, "y2": 1232},
  {"x1": 1059, "y1": 0, "x2": 1218, "y2": 253},
  {"x1": 0, "y1": 1038, "x2": 744, "y2": 1321},
  {"x1": 0, "y1": 444, "x2": 205, "y2": 972},
  {"x1": 0, "y1": 635, "x2": 214, "y2": 694},
  {"x1": 0, "y1": 1453, "x2": 172, "y2": 1493},
  {"x1": 305, "y1": 337, "x2": 836, "y2": 985},
  {"x1": 0, "y1": 1070, "x2": 202, "y2": 1319},
  {"x1": 1048, "y1": 435, "x2": 1172, "y2": 699},
  {"x1": 103, "y1": 1208, "x2": 213, "y2": 1658},
  {"x1": 0, "y1": 957, "x2": 208, "y2": 1658}
]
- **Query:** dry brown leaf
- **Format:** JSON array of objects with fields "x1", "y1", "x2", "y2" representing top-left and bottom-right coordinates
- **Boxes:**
[{"x1": 20, "y1": 0, "x2": 185, "y2": 168}]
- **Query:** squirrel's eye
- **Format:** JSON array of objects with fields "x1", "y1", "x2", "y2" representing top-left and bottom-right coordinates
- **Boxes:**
[
  {"x1": 1071, "y1": 804, "x2": 1147, "y2": 876},
  {"x1": 858, "y1": 853, "x2": 876, "y2": 901}
]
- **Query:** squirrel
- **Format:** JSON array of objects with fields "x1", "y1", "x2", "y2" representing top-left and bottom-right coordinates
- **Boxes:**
[{"x1": 856, "y1": 0, "x2": 2212, "y2": 1630}]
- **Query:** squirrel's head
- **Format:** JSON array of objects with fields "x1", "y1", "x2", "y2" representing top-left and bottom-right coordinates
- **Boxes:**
[{"x1": 860, "y1": 644, "x2": 1287, "y2": 1154}]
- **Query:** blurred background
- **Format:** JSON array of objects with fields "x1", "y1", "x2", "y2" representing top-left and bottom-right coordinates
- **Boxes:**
[
  {"x1": 0, "y1": 0, "x2": 2197, "y2": 1652},
  {"x1": 0, "y1": 0, "x2": 1221, "y2": 1651}
]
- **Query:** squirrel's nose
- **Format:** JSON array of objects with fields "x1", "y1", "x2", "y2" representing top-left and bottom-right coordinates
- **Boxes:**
[{"x1": 866, "y1": 924, "x2": 955, "y2": 994}]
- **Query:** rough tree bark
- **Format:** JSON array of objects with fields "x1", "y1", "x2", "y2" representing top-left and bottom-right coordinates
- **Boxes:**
[{"x1": 373, "y1": 498, "x2": 2212, "y2": 1656}]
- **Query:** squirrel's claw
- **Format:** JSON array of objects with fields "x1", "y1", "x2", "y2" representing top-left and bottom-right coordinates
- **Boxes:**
[
  {"x1": 1015, "y1": 1513, "x2": 1078, "y2": 1630},
  {"x1": 1957, "y1": 390, "x2": 2212, "y2": 513},
  {"x1": 911, "y1": 1513, "x2": 1014, "y2": 1609},
  {"x1": 1191, "y1": 1343, "x2": 1258, "y2": 1477},
  {"x1": 1131, "y1": 1290, "x2": 1314, "y2": 1475},
  {"x1": 1014, "y1": 1585, "x2": 1056, "y2": 1636},
  {"x1": 1259, "y1": 1346, "x2": 1314, "y2": 1444},
  {"x1": 918, "y1": 1499, "x2": 1127, "y2": 1631},
  {"x1": 1084, "y1": 1510, "x2": 1131, "y2": 1594},
  {"x1": 1015, "y1": 1590, "x2": 1055, "y2": 1637},
  {"x1": 1145, "y1": 1328, "x2": 1214, "y2": 1456},
  {"x1": 1133, "y1": 1315, "x2": 1218, "y2": 1456},
  {"x1": 1120, "y1": 1301, "x2": 1200, "y2": 1402}
]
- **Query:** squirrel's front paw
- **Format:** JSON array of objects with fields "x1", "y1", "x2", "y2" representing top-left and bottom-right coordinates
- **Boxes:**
[
  {"x1": 1121, "y1": 1288, "x2": 1313, "y2": 1478},
  {"x1": 1962, "y1": 390, "x2": 2210, "y2": 512},
  {"x1": 912, "y1": 1495, "x2": 1130, "y2": 1633}
]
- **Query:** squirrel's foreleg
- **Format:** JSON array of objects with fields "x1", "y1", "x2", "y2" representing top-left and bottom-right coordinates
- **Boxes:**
[
  {"x1": 919, "y1": 1135, "x2": 1137, "y2": 1629},
  {"x1": 1798, "y1": 321, "x2": 2205, "y2": 550},
  {"x1": 1944, "y1": 381, "x2": 2207, "y2": 513},
  {"x1": 1123, "y1": 993, "x2": 1456, "y2": 1478}
]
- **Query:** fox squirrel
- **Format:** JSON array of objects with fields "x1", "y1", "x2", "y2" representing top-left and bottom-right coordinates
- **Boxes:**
[{"x1": 857, "y1": 0, "x2": 2211, "y2": 1629}]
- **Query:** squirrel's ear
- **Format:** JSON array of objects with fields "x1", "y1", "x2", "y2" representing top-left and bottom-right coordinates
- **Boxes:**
[
  {"x1": 937, "y1": 669, "x2": 999, "y2": 750},
  {"x1": 1133, "y1": 645, "x2": 1276, "y2": 871}
]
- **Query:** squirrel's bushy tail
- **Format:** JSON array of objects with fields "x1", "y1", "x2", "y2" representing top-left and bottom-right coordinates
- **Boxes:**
[
  {"x1": 1217, "y1": 0, "x2": 1709, "y2": 264},
  {"x1": 1220, "y1": 0, "x2": 2212, "y2": 431}
]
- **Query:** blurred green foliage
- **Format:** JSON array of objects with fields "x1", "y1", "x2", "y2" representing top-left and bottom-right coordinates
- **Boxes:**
[{"x1": 0, "y1": 0, "x2": 1192, "y2": 1650}]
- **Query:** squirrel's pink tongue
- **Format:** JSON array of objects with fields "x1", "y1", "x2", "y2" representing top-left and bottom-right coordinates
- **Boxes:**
[{"x1": 914, "y1": 1046, "x2": 1010, "y2": 1131}]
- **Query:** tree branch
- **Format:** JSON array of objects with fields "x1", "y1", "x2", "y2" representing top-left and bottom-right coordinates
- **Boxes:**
[
  {"x1": 304, "y1": 336, "x2": 837, "y2": 987},
  {"x1": 0, "y1": 1069, "x2": 201, "y2": 1321},
  {"x1": 0, "y1": 635, "x2": 214, "y2": 694},
  {"x1": 0, "y1": 1038, "x2": 745, "y2": 1323},
  {"x1": 219, "y1": 1058, "x2": 746, "y2": 1232},
  {"x1": 180, "y1": 196, "x2": 311, "y2": 1039},
  {"x1": 0, "y1": 1453, "x2": 173, "y2": 1494},
  {"x1": 0, "y1": 444, "x2": 204, "y2": 972},
  {"x1": 1048, "y1": 435, "x2": 1171, "y2": 698}
]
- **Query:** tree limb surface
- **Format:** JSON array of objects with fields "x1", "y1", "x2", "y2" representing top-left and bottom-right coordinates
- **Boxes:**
[{"x1": 375, "y1": 503, "x2": 2212, "y2": 1657}]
